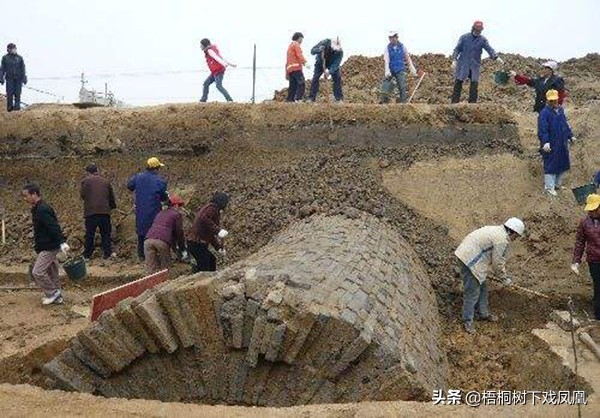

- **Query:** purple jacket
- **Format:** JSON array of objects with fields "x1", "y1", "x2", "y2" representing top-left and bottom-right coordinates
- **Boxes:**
[{"x1": 145, "y1": 208, "x2": 185, "y2": 251}]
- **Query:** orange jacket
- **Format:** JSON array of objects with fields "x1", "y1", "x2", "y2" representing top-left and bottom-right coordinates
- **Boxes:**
[{"x1": 286, "y1": 41, "x2": 306, "y2": 74}]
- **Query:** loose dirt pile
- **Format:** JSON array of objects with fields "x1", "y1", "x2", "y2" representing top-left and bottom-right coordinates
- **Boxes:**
[{"x1": 273, "y1": 53, "x2": 600, "y2": 109}]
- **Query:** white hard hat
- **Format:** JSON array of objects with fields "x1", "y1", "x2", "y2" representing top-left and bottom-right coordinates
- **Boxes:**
[
  {"x1": 330, "y1": 36, "x2": 342, "y2": 51},
  {"x1": 504, "y1": 217, "x2": 525, "y2": 236},
  {"x1": 388, "y1": 30, "x2": 399, "y2": 37},
  {"x1": 542, "y1": 60, "x2": 558, "y2": 71}
]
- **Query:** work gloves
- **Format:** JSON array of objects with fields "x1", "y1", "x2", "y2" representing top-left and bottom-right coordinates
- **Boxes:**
[
  {"x1": 571, "y1": 263, "x2": 580, "y2": 275},
  {"x1": 218, "y1": 229, "x2": 229, "y2": 239},
  {"x1": 542, "y1": 143, "x2": 552, "y2": 153},
  {"x1": 60, "y1": 243, "x2": 70, "y2": 254},
  {"x1": 181, "y1": 250, "x2": 189, "y2": 262},
  {"x1": 218, "y1": 248, "x2": 227, "y2": 256},
  {"x1": 502, "y1": 277, "x2": 512, "y2": 286}
]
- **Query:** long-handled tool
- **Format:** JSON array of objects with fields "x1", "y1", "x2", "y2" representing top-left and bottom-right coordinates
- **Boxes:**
[
  {"x1": 407, "y1": 72, "x2": 426, "y2": 103},
  {"x1": 490, "y1": 277, "x2": 551, "y2": 299}
]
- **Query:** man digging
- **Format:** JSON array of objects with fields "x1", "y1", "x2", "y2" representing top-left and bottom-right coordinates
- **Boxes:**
[{"x1": 455, "y1": 217, "x2": 525, "y2": 334}]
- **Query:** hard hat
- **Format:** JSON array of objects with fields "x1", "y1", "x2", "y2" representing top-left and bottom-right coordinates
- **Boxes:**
[
  {"x1": 330, "y1": 36, "x2": 342, "y2": 51},
  {"x1": 504, "y1": 217, "x2": 525, "y2": 236},
  {"x1": 542, "y1": 60, "x2": 558, "y2": 72},
  {"x1": 147, "y1": 157, "x2": 165, "y2": 168},
  {"x1": 388, "y1": 30, "x2": 399, "y2": 37},
  {"x1": 473, "y1": 20, "x2": 484, "y2": 29},
  {"x1": 584, "y1": 194, "x2": 600, "y2": 212},
  {"x1": 169, "y1": 194, "x2": 185, "y2": 207},
  {"x1": 546, "y1": 89, "x2": 559, "y2": 101}
]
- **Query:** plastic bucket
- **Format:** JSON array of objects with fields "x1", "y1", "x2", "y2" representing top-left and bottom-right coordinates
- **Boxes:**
[
  {"x1": 572, "y1": 183, "x2": 597, "y2": 205},
  {"x1": 494, "y1": 71, "x2": 510, "y2": 85},
  {"x1": 63, "y1": 256, "x2": 87, "y2": 281}
]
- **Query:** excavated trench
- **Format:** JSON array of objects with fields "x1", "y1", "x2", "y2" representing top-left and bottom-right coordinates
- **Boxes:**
[{"x1": 0, "y1": 103, "x2": 592, "y2": 408}]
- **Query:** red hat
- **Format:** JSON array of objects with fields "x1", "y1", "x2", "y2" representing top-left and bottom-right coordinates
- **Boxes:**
[
  {"x1": 169, "y1": 195, "x2": 185, "y2": 207},
  {"x1": 473, "y1": 20, "x2": 484, "y2": 28}
]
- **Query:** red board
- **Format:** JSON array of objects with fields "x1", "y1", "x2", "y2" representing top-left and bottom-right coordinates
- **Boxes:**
[{"x1": 90, "y1": 269, "x2": 169, "y2": 321}]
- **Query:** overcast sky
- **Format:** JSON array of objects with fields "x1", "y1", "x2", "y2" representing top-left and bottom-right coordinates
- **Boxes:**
[{"x1": 3, "y1": 0, "x2": 599, "y2": 106}]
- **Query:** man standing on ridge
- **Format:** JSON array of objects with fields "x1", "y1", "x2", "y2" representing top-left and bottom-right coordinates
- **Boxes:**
[
  {"x1": 307, "y1": 36, "x2": 344, "y2": 103},
  {"x1": 0, "y1": 43, "x2": 27, "y2": 112},
  {"x1": 200, "y1": 38, "x2": 236, "y2": 102},
  {"x1": 380, "y1": 30, "x2": 420, "y2": 104},
  {"x1": 286, "y1": 32, "x2": 310, "y2": 102},
  {"x1": 451, "y1": 21, "x2": 503, "y2": 103}
]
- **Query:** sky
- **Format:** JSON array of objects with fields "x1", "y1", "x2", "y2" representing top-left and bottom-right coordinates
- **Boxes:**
[{"x1": 2, "y1": 0, "x2": 599, "y2": 106}]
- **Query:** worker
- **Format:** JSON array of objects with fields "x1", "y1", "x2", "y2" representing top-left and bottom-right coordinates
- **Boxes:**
[
  {"x1": 451, "y1": 21, "x2": 503, "y2": 104},
  {"x1": 187, "y1": 192, "x2": 229, "y2": 272},
  {"x1": 286, "y1": 32, "x2": 310, "y2": 102},
  {"x1": 380, "y1": 30, "x2": 419, "y2": 104},
  {"x1": 307, "y1": 36, "x2": 344, "y2": 103},
  {"x1": 0, "y1": 43, "x2": 27, "y2": 112},
  {"x1": 510, "y1": 61, "x2": 565, "y2": 112},
  {"x1": 22, "y1": 183, "x2": 70, "y2": 306},
  {"x1": 199, "y1": 38, "x2": 236, "y2": 102},
  {"x1": 144, "y1": 195, "x2": 187, "y2": 274},
  {"x1": 571, "y1": 194, "x2": 600, "y2": 320},
  {"x1": 455, "y1": 218, "x2": 525, "y2": 334},
  {"x1": 127, "y1": 157, "x2": 168, "y2": 260},
  {"x1": 538, "y1": 89, "x2": 575, "y2": 197},
  {"x1": 80, "y1": 163, "x2": 117, "y2": 261}
]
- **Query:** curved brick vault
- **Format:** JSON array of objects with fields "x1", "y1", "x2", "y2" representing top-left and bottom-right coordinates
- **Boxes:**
[{"x1": 43, "y1": 213, "x2": 447, "y2": 406}]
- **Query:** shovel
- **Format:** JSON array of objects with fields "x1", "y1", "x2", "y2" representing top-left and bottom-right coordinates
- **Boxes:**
[
  {"x1": 490, "y1": 277, "x2": 551, "y2": 299},
  {"x1": 407, "y1": 72, "x2": 426, "y2": 103}
]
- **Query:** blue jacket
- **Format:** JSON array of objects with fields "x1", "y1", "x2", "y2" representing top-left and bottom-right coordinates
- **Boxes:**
[
  {"x1": 452, "y1": 32, "x2": 497, "y2": 82},
  {"x1": 538, "y1": 105, "x2": 573, "y2": 174},
  {"x1": 127, "y1": 170, "x2": 168, "y2": 236},
  {"x1": 388, "y1": 43, "x2": 405, "y2": 74},
  {"x1": 594, "y1": 171, "x2": 600, "y2": 187},
  {"x1": 310, "y1": 39, "x2": 343, "y2": 73}
]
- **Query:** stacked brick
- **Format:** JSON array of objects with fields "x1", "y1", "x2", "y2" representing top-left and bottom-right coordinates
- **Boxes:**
[{"x1": 43, "y1": 213, "x2": 447, "y2": 406}]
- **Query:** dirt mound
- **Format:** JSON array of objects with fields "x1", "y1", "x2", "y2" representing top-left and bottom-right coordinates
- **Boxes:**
[{"x1": 273, "y1": 53, "x2": 600, "y2": 109}]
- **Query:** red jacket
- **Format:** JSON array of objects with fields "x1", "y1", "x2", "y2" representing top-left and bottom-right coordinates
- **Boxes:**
[
  {"x1": 187, "y1": 203, "x2": 222, "y2": 250},
  {"x1": 204, "y1": 45, "x2": 225, "y2": 76},
  {"x1": 573, "y1": 216, "x2": 600, "y2": 264}
]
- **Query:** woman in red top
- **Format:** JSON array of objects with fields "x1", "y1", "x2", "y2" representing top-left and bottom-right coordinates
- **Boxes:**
[
  {"x1": 286, "y1": 32, "x2": 309, "y2": 102},
  {"x1": 187, "y1": 192, "x2": 230, "y2": 272},
  {"x1": 572, "y1": 194, "x2": 600, "y2": 320},
  {"x1": 200, "y1": 38, "x2": 236, "y2": 102}
]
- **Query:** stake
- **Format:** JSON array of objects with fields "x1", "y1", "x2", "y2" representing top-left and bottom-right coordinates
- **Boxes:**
[
  {"x1": 567, "y1": 297, "x2": 582, "y2": 418},
  {"x1": 251, "y1": 44, "x2": 257, "y2": 104},
  {"x1": 1, "y1": 219, "x2": 5, "y2": 245}
]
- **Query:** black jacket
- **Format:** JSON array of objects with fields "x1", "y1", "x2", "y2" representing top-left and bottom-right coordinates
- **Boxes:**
[
  {"x1": 31, "y1": 201, "x2": 66, "y2": 252},
  {"x1": 0, "y1": 53, "x2": 27, "y2": 81}
]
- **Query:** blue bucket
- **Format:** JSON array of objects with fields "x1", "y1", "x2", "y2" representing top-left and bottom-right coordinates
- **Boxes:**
[{"x1": 572, "y1": 183, "x2": 597, "y2": 205}]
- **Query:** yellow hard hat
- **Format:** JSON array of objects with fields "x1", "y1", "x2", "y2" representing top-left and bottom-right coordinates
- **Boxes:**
[
  {"x1": 147, "y1": 157, "x2": 165, "y2": 168},
  {"x1": 584, "y1": 194, "x2": 600, "y2": 212},
  {"x1": 546, "y1": 89, "x2": 559, "y2": 101}
]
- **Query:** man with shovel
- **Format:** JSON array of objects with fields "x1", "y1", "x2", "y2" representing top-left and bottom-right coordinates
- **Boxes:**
[
  {"x1": 22, "y1": 183, "x2": 70, "y2": 306},
  {"x1": 307, "y1": 36, "x2": 344, "y2": 103},
  {"x1": 571, "y1": 194, "x2": 600, "y2": 321},
  {"x1": 455, "y1": 217, "x2": 525, "y2": 334},
  {"x1": 380, "y1": 30, "x2": 420, "y2": 104},
  {"x1": 451, "y1": 21, "x2": 503, "y2": 103}
]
